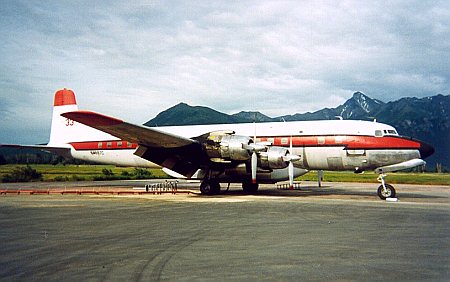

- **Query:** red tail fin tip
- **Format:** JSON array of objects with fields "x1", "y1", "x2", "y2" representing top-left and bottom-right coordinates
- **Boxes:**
[{"x1": 54, "y1": 88, "x2": 77, "y2": 106}]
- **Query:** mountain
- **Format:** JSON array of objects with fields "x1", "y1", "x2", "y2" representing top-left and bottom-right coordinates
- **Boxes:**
[
  {"x1": 144, "y1": 103, "x2": 243, "y2": 126},
  {"x1": 144, "y1": 93, "x2": 449, "y2": 169},
  {"x1": 231, "y1": 111, "x2": 274, "y2": 122},
  {"x1": 373, "y1": 95, "x2": 449, "y2": 170},
  {"x1": 280, "y1": 92, "x2": 385, "y2": 121}
]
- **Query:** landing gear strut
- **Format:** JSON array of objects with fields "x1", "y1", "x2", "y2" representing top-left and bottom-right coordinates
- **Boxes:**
[
  {"x1": 200, "y1": 179, "x2": 220, "y2": 195},
  {"x1": 377, "y1": 174, "x2": 396, "y2": 200}
]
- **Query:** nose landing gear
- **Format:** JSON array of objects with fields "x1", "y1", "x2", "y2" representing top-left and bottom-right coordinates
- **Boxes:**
[{"x1": 376, "y1": 174, "x2": 396, "y2": 200}]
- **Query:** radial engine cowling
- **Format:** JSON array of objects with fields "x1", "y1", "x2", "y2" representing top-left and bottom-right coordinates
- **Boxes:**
[
  {"x1": 258, "y1": 147, "x2": 290, "y2": 169},
  {"x1": 204, "y1": 134, "x2": 252, "y2": 161}
]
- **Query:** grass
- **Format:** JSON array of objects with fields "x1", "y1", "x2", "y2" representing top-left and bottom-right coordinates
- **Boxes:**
[
  {"x1": 0, "y1": 164, "x2": 169, "y2": 182},
  {"x1": 0, "y1": 164, "x2": 449, "y2": 185},
  {"x1": 299, "y1": 171, "x2": 450, "y2": 185}
]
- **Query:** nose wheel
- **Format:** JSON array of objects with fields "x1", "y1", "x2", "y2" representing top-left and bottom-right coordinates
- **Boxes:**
[
  {"x1": 377, "y1": 174, "x2": 396, "y2": 200},
  {"x1": 377, "y1": 183, "x2": 396, "y2": 199}
]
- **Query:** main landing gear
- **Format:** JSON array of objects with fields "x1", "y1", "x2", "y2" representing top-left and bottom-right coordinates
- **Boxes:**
[
  {"x1": 376, "y1": 174, "x2": 396, "y2": 200},
  {"x1": 200, "y1": 179, "x2": 221, "y2": 195},
  {"x1": 199, "y1": 180, "x2": 260, "y2": 195},
  {"x1": 242, "y1": 181, "x2": 259, "y2": 194}
]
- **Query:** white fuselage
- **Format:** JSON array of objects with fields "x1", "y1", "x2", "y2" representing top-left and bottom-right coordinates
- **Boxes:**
[{"x1": 67, "y1": 119, "x2": 422, "y2": 182}]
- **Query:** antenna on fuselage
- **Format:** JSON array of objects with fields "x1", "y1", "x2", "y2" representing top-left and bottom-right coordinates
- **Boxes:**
[{"x1": 335, "y1": 116, "x2": 343, "y2": 120}]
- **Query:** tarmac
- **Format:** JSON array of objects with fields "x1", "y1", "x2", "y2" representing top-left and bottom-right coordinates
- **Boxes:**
[{"x1": 0, "y1": 180, "x2": 449, "y2": 281}]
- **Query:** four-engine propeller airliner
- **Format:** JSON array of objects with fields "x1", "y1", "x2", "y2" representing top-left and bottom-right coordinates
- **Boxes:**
[{"x1": 1, "y1": 89, "x2": 434, "y2": 199}]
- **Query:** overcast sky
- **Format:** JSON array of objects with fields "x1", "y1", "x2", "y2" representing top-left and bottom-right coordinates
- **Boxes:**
[{"x1": 1, "y1": 0, "x2": 449, "y2": 144}]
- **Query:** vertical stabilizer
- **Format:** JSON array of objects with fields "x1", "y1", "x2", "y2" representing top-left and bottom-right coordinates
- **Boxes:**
[{"x1": 48, "y1": 89, "x2": 116, "y2": 146}]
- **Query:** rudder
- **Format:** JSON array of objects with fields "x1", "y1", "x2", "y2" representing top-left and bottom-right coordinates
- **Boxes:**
[{"x1": 48, "y1": 89, "x2": 114, "y2": 146}]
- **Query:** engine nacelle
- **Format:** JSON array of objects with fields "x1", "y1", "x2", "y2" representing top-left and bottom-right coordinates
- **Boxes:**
[
  {"x1": 220, "y1": 135, "x2": 252, "y2": 160},
  {"x1": 259, "y1": 147, "x2": 289, "y2": 169},
  {"x1": 204, "y1": 133, "x2": 252, "y2": 161}
]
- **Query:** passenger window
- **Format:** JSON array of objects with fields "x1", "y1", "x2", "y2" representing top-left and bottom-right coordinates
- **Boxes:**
[
  {"x1": 375, "y1": 130, "x2": 383, "y2": 137},
  {"x1": 98, "y1": 142, "x2": 103, "y2": 148},
  {"x1": 107, "y1": 142, "x2": 112, "y2": 148},
  {"x1": 117, "y1": 141, "x2": 122, "y2": 147}
]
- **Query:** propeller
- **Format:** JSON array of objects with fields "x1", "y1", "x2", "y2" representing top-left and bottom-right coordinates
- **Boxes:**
[
  {"x1": 251, "y1": 121, "x2": 259, "y2": 184},
  {"x1": 243, "y1": 142, "x2": 276, "y2": 184},
  {"x1": 288, "y1": 136, "x2": 294, "y2": 189},
  {"x1": 243, "y1": 123, "x2": 300, "y2": 187},
  {"x1": 241, "y1": 121, "x2": 267, "y2": 185},
  {"x1": 282, "y1": 136, "x2": 301, "y2": 189},
  {"x1": 253, "y1": 122, "x2": 257, "y2": 184},
  {"x1": 288, "y1": 161, "x2": 294, "y2": 189},
  {"x1": 251, "y1": 151, "x2": 257, "y2": 184}
]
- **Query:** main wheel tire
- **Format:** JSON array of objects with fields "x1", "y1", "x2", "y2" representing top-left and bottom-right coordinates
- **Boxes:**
[
  {"x1": 200, "y1": 180, "x2": 220, "y2": 195},
  {"x1": 377, "y1": 184, "x2": 396, "y2": 200},
  {"x1": 242, "y1": 182, "x2": 259, "y2": 194}
]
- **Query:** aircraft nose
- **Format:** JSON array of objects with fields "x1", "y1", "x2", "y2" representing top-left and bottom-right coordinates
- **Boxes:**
[{"x1": 419, "y1": 141, "x2": 435, "y2": 159}]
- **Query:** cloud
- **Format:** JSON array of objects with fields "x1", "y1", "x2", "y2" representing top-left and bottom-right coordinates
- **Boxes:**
[{"x1": 0, "y1": 0, "x2": 449, "y2": 143}]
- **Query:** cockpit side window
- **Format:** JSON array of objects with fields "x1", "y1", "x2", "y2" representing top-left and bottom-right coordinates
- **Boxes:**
[{"x1": 375, "y1": 130, "x2": 383, "y2": 137}]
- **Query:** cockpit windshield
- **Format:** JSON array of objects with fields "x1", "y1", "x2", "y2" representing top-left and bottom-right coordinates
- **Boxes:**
[
  {"x1": 375, "y1": 129, "x2": 398, "y2": 137},
  {"x1": 384, "y1": 129, "x2": 398, "y2": 135}
]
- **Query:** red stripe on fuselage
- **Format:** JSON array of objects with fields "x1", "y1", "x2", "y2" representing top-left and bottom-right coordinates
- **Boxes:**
[
  {"x1": 345, "y1": 136, "x2": 420, "y2": 150},
  {"x1": 258, "y1": 135, "x2": 421, "y2": 150},
  {"x1": 70, "y1": 141, "x2": 138, "y2": 150},
  {"x1": 70, "y1": 135, "x2": 420, "y2": 151}
]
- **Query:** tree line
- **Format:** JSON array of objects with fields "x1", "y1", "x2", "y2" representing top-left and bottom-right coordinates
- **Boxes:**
[{"x1": 0, "y1": 152, "x2": 85, "y2": 165}]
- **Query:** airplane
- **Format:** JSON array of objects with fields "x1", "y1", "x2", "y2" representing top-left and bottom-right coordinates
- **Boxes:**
[{"x1": 1, "y1": 88, "x2": 435, "y2": 199}]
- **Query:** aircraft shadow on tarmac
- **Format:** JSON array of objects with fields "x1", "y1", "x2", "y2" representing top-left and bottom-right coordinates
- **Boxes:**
[{"x1": 212, "y1": 186, "x2": 445, "y2": 200}]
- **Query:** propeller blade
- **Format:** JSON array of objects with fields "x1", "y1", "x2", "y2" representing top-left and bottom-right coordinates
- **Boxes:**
[
  {"x1": 288, "y1": 161, "x2": 294, "y2": 190},
  {"x1": 283, "y1": 154, "x2": 301, "y2": 162},
  {"x1": 251, "y1": 151, "x2": 257, "y2": 184}
]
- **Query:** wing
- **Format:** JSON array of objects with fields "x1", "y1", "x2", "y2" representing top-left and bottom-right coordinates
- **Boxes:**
[{"x1": 62, "y1": 111, "x2": 206, "y2": 177}]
